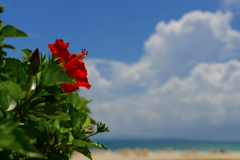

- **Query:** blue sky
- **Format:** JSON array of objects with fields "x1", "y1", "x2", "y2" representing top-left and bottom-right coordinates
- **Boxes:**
[
  {"x1": 2, "y1": 0, "x2": 240, "y2": 141},
  {"x1": 3, "y1": 0, "x2": 240, "y2": 63}
]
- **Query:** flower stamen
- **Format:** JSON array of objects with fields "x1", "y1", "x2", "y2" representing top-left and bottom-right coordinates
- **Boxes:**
[{"x1": 65, "y1": 49, "x2": 89, "y2": 66}]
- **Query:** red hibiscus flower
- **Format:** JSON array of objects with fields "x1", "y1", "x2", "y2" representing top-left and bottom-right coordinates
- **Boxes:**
[{"x1": 48, "y1": 39, "x2": 91, "y2": 93}]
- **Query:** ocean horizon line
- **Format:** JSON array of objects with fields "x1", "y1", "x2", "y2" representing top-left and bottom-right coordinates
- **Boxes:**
[{"x1": 93, "y1": 138, "x2": 240, "y2": 143}]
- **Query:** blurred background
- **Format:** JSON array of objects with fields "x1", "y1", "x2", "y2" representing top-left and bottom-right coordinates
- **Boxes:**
[{"x1": 2, "y1": 0, "x2": 240, "y2": 153}]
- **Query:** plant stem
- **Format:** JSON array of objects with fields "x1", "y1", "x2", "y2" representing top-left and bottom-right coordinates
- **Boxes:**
[
  {"x1": 0, "y1": 107, "x2": 6, "y2": 118},
  {"x1": 12, "y1": 83, "x2": 43, "y2": 118},
  {"x1": 85, "y1": 131, "x2": 98, "y2": 138}
]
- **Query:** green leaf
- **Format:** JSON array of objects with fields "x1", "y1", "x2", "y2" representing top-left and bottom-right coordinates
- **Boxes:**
[
  {"x1": 29, "y1": 111, "x2": 70, "y2": 121},
  {"x1": 0, "y1": 25, "x2": 28, "y2": 37},
  {"x1": 73, "y1": 140, "x2": 110, "y2": 151},
  {"x1": 59, "y1": 121, "x2": 72, "y2": 133},
  {"x1": 0, "y1": 91, "x2": 9, "y2": 110},
  {"x1": 5, "y1": 58, "x2": 28, "y2": 84},
  {"x1": 0, "y1": 20, "x2": 3, "y2": 31},
  {"x1": 82, "y1": 115, "x2": 91, "y2": 130},
  {"x1": 90, "y1": 118, "x2": 97, "y2": 125},
  {"x1": 59, "y1": 121, "x2": 72, "y2": 129},
  {"x1": 97, "y1": 122, "x2": 109, "y2": 133},
  {"x1": 50, "y1": 53, "x2": 57, "y2": 64},
  {"x1": 0, "y1": 41, "x2": 3, "y2": 47},
  {"x1": 42, "y1": 63, "x2": 75, "y2": 86},
  {"x1": 0, "y1": 150, "x2": 12, "y2": 160},
  {"x1": 0, "y1": 110, "x2": 4, "y2": 118},
  {"x1": 1, "y1": 51, "x2": 6, "y2": 58},
  {"x1": 49, "y1": 120, "x2": 63, "y2": 145},
  {"x1": 74, "y1": 146, "x2": 92, "y2": 160},
  {"x1": 34, "y1": 102, "x2": 62, "y2": 115},
  {"x1": 67, "y1": 130, "x2": 74, "y2": 144},
  {"x1": 29, "y1": 101, "x2": 71, "y2": 120},
  {"x1": 0, "y1": 34, "x2": 4, "y2": 41},
  {"x1": 0, "y1": 6, "x2": 4, "y2": 14},
  {"x1": 26, "y1": 115, "x2": 42, "y2": 121},
  {"x1": 47, "y1": 112, "x2": 70, "y2": 121},
  {"x1": 41, "y1": 52, "x2": 47, "y2": 63},
  {"x1": 37, "y1": 119, "x2": 50, "y2": 134},
  {"x1": 47, "y1": 153, "x2": 64, "y2": 160},
  {"x1": 19, "y1": 125, "x2": 37, "y2": 139},
  {"x1": 55, "y1": 129, "x2": 63, "y2": 145},
  {"x1": 53, "y1": 120, "x2": 60, "y2": 130},
  {"x1": 0, "y1": 118, "x2": 43, "y2": 158},
  {"x1": 7, "y1": 96, "x2": 17, "y2": 111},
  {"x1": 0, "y1": 73, "x2": 12, "y2": 82},
  {"x1": 71, "y1": 112, "x2": 81, "y2": 128},
  {"x1": 0, "y1": 81, "x2": 28, "y2": 100},
  {"x1": 3, "y1": 44, "x2": 15, "y2": 50},
  {"x1": 21, "y1": 55, "x2": 28, "y2": 61},
  {"x1": 20, "y1": 48, "x2": 32, "y2": 57},
  {"x1": 69, "y1": 110, "x2": 93, "y2": 132},
  {"x1": 45, "y1": 85, "x2": 65, "y2": 94},
  {"x1": 64, "y1": 93, "x2": 92, "y2": 113},
  {"x1": 29, "y1": 99, "x2": 45, "y2": 110},
  {"x1": 61, "y1": 150, "x2": 71, "y2": 160}
]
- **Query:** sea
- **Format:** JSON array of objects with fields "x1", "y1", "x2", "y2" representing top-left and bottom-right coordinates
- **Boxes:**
[{"x1": 95, "y1": 140, "x2": 240, "y2": 152}]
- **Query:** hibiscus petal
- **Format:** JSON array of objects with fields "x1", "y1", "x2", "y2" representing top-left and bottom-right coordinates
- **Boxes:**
[
  {"x1": 48, "y1": 39, "x2": 91, "y2": 93},
  {"x1": 73, "y1": 70, "x2": 91, "y2": 89},
  {"x1": 48, "y1": 39, "x2": 70, "y2": 62},
  {"x1": 65, "y1": 61, "x2": 87, "y2": 76},
  {"x1": 60, "y1": 83, "x2": 79, "y2": 93}
]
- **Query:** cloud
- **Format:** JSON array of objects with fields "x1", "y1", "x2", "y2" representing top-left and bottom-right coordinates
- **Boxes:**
[
  {"x1": 89, "y1": 60, "x2": 240, "y2": 140},
  {"x1": 80, "y1": 10, "x2": 240, "y2": 140},
  {"x1": 149, "y1": 60, "x2": 240, "y2": 125},
  {"x1": 221, "y1": 0, "x2": 240, "y2": 14},
  {"x1": 143, "y1": 10, "x2": 240, "y2": 83},
  {"x1": 222, "y1": 0, "x2": 240, "y2": 7},
  {"x1": 222, "y1": 0, "x2": 240, "y2": 8}
]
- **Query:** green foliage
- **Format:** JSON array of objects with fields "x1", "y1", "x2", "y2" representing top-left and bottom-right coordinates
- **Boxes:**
[
  {"x1": 0, "y1": 91, "x2": 9, "y2": 111},
  {"x1": 0, "y1": 25, "x2": 29, "y2": 38},
  {"x1": 5, "y1": 57, "x2": 28, "y2": 84},
  {"x1": 97, "y1": 122, "x2": 109, "y2": 133},
  {"x1": 64, "y1": 93, "x2": 92, "y2": 113},
  {"x1": 72, "y1": 140, "x2": 109, "y2": 150},
  {"x1": 42, "y1": 63, "x2": 76, "y2": 86},
  {"x1": 0, "y1": 5, "x2": 109, "y2": 160},
  {"x1": 0, "y1": 6, "x2": 4, "y2": 14},
  {"x1": 0, "y1": 5, "x2": 29, "y2": 68},
  {"x1": 20, "y1": 48, "x2": 32, "y2": 60},
  {"x1": 0, "y1": 118, "x2": 43, "y2": 158},
  {"x1": 0, "y1": 81, "x2": 29, "y2": 100}
]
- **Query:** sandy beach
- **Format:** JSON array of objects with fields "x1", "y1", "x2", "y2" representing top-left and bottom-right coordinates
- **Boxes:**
[{"x1": 70, "y1": 149, "x2": 240, "y2": 160}]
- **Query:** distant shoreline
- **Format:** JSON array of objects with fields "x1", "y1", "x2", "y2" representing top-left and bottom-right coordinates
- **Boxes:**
[
  {"x1": 94, "y1": 139, "x2": 240, "y2": 142},
  {"x1": 92, "y1": 140, "x2": 240, "y2": 152}
]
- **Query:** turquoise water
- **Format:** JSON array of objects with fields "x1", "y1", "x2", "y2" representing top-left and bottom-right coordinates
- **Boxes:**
[{"x1": 96, "y1": 140, "x2": 240, "y2": 151}]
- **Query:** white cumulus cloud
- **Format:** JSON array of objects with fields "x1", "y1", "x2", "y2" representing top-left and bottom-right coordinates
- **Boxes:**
[
  {"x1": 143, "y1": 10, "x2": 240, "y2": 83},
  {"x1": 80, "y1": 10, "x2": 240, "y2": 140},
  {"x1": 221, "y1": 0, "x2": 240, "y2": 14}
]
